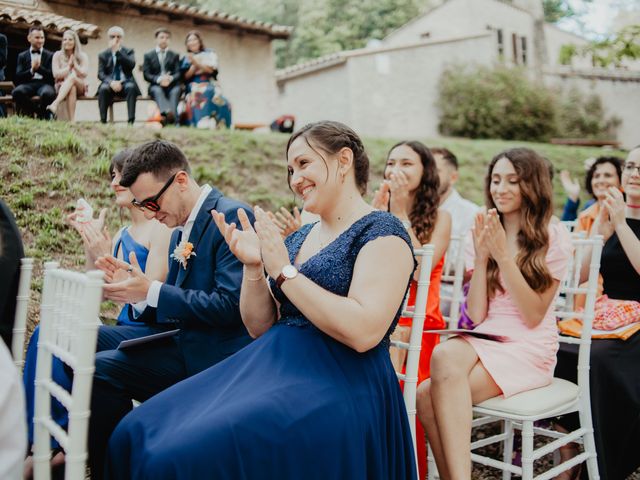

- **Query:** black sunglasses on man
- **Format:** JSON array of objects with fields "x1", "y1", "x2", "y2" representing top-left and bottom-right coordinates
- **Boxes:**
[{"x1": 131, "y1": 173, "x2": 177, "y2": 212}]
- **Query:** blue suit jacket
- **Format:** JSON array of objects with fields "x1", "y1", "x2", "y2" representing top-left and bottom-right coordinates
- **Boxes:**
[{"x1": 137, "y1": 188, "x2": 253, "y2": 375}]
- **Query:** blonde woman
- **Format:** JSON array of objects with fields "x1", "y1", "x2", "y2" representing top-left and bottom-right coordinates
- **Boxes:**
[{"x1": 47, "y1": 29, "x2": 89, "y2": 121}]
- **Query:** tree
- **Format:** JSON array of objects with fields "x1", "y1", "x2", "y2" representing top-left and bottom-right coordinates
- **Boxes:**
[
  {"x1": 560, "y1": 24, "x2": 640, "y2": 67},
  {"x1": 191, "y1": 0, "x2": 425, "y2": 67}
]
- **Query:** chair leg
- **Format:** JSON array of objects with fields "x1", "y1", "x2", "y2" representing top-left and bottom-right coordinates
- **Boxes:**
[
  {"x1": 521, "y1": 420, "x2": 534, "y2": 480},
  {"x1": 579, "y1": 408, "x2": 600, "y2": 480},
  {"x1": 427, "y1": 443, "x2": 438, "y2": 480},
  {"x1": 502, "y1": 420, "x2": 514, "y2": 480}
]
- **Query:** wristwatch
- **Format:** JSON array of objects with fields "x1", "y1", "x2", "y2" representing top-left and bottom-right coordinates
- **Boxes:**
[{"x1": 276, "y1": 264, "x2": 298, "y2": 288}]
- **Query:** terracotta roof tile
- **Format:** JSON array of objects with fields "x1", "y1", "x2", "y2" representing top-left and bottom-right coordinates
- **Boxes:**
[{"x1": 0, "y1": 6, "x2": 100, "y2": 39}]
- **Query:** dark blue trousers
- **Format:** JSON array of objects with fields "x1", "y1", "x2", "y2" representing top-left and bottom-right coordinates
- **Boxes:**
[{"x1": 88, "y1": 325, "x2": 188, "y2": 479}]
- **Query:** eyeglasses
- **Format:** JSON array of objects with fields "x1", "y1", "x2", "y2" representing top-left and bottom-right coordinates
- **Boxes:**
[
  {"x1": 109, "y1": 34, "x2": 122, "y2": 39},
  {"x1": 131, "y1": 174, "x2": 176, "y2": 212},
  {"x1": 624, "y1": 164, "x2": 640, "y2": 175}
]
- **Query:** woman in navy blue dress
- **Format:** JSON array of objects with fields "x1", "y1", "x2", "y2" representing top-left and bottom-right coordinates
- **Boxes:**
[{"x1": 105, "y1": 121, "x2": 418, "y2": 479}]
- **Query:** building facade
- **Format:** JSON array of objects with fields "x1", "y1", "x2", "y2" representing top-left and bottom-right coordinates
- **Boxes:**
[
  {"x1": 276, "y1": 0, "x2": 639, "y2": 148},
  {"x1": 1, "y1": 0, "x2": 291, "y2": 123}
]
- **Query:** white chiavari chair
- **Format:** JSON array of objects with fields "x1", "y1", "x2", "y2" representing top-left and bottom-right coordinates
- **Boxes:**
[
  {"x1": 561, "y1": 220, "x2": 577, "y2": 233},
  {"x1": 391, "y1": 244, "x2": 435, "y2": 474},
  {"x1": 33, "y1": 263, "x2": 104, "y2": 480},
  {"x1": 440, "y1": 235, "x2": 466, "y2": 330},
  {"x1": 12, "y1": 257, "x2": 34, "y2": 368},
  {"x1": 428, "y1": 236, "x2": 603, "y2": 480}
]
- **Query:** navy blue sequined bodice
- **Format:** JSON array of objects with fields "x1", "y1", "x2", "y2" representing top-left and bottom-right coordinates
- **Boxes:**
[{"x1": 269, "y1": 210, "x2": 415, "y2": 347}]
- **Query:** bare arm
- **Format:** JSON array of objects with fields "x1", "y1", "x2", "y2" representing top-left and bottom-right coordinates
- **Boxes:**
[
  {"x1": 485, "y1": 212, "x2": 560, "y2": 328},
  {"x1": 466, "y1": 213, "x2": 490, "y2": 325},
  {"x1": 52, "y1": 52, "x2": 69, "y2": 80},
  {"x1": 279, "y1": 236, "x2": 414, "y2": 352},
  {"x1": 211, "y1": 208, "x2": 276, "y2": 338},
  {"x1": 239, "y1": 265, "x2": 277, "y2": 338},
  {"x1": 74, "y1": 53, "x2": 89, "y2": 79}
]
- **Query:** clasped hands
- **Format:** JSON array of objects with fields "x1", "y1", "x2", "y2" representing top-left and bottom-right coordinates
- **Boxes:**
[
  {"x1": 593, "y1": 186, "x2": 626, "y2": 240},
  {"x1": 211, "y1": 206, "x2": 290, "y2": 280},
  {"x1": 97, "y1": 251, "x2": 151, "y2": 303},
  {"x1": 371, "y1": 170, "x2": 411, "y2": 219},
  {"x1": 472, "y1": 209, "x2": 509, "y2": 265}
]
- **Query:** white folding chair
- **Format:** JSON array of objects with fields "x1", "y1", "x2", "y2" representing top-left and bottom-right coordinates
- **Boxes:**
[
  {"x1": 12, "y1": 257, "x2": 35, "y2": 368},
  {"x1": 33, "y1": 262, "x2": 104, "y2": 480},
  {"x1": 453, "y1": 235, "x2": 602, "y2": 480},
  {"x1": 440, "y1": 235, "x2": 466, "y2": 330},
  {"x1": 561, "y1": 220, "x2": 577, "y2": 233},
  {"x1": 391, "y1": 244, "x2": 435, "y2": 473}
]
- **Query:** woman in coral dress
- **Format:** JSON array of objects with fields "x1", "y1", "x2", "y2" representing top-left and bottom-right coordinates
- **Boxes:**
[
  {"x1": 372, "y1": 140, "x2": 451, "y2": 478},
  {"x1": 416, "y1": 148, "x2": 572, "y2": 479}
]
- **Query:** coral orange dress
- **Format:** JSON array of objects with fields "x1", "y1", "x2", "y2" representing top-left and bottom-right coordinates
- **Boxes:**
[{"x1": 397, "y1": 255, "x2": 445, "y2": 479}]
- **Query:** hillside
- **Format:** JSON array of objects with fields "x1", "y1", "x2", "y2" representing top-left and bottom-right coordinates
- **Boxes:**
[{"x1": 1, "y1": 117, "x2": 627, "y2": 273}]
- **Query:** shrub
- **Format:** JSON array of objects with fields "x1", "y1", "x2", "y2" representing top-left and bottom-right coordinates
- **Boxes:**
[
  {"x1": 437, "y1": 64, "x2": 617, "y2": 141},
  {"x1": 437, "y1": 65, "x2": 557, "y2": 141},
  {"x1": 555, "y1": 87, "x2": 620, "y2": 139}
]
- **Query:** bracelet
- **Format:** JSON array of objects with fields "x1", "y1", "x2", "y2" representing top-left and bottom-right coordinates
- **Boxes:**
[{"x1": 244, "y1": 270, "x2": 265, "y2": 282}]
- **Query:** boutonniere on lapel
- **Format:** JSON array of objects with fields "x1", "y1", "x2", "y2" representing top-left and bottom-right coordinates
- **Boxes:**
[{"x1": 171, "y1": 240, "x2": 196, "y2": 269}]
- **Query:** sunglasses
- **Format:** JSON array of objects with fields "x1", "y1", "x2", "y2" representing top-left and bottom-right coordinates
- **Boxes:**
[{"x1": 131, "y1": 173, "x2": 176, "y2": 212}]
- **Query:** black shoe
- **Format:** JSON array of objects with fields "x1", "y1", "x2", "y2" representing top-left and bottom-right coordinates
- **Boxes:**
[
  {"x1": 159, "y1": 113, "x2": 168, "y2": 126},
  {"x1": 165, "y1": 111, "x2": 175, "y2": 125}
]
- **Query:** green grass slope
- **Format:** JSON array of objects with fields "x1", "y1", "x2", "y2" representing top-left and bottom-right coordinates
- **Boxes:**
[{"x1": 0, "y1": 116, "x2": 627, "y2": 271}]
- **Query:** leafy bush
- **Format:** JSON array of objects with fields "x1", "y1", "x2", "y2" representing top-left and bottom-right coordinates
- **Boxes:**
[
  {"x1": 437, "y1": 64, "x2": 618, "y2": 141},
  {"x1": 555, "y1": 87, "x2": 620, "y2": 139},
  {"x1": 437, "y1": 65, "x2": 557, "y2": 141}
]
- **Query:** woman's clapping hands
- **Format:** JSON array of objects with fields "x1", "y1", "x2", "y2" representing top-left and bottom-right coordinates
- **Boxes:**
[
  {"x1": 212, "y1": 206, "x2": 291, "y2": 278},
  {"x1": 472, "y1": 209, "x2": 509, "y2": 264},
  {"x1": 211, "y1": 208, "x2": 261, "y2": 267}
]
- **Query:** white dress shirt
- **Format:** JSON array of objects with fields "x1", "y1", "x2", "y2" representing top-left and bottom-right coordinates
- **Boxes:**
[
  {"x1": 30, "y1": 49, "x2": 43, "y2": 80},
  {"x1": 0, "y1": 342, "x2": 26, "y2": 480},
  {"x1": 146, "y1": 185, "x2": 212, "y2": 307},
  {"x1": 440, "y1": 188, "x2": 480, "y2": 240},
  {"x1": 155, "y1": 47, "x2": 168, "y2": 79}
]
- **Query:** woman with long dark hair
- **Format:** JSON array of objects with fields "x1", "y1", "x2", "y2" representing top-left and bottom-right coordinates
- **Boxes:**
[
  {"x1": 416, "y1": 148, "x2": 573, "y2": 479},
  {"x1": 373, "y1": 141, "x2": 450, "y2": 478}
]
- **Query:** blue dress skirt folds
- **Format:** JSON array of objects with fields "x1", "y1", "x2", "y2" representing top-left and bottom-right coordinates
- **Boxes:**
[
  {"x1": 23, "y1": 227, "x2": 149, "y2": 447},
  {"x1": 105, "y1": 211, "x2": 418, "y2": 479}
]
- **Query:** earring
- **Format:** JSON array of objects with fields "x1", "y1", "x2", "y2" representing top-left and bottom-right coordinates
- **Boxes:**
[{"x1": 340, "y1": 171, "x2": 346, "y2": 183}]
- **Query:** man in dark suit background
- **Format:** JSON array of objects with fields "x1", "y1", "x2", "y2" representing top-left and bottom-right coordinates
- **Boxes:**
[
  {"x1": 87, "y1": 140, "x2": 253, "y2": 477},
  {"x1": 97, "y1": 26, "x2": 140, "y2": 124},
  {"x1": 11, "y1": 26, "x2": 55, "y2": 119},
  {"x1": 143, "y1": 28, "x2": 181, "y2": 125},
  {"x1": 0, "y1": 33, "x2": 7, "y2": 117},
  {"x1": 0, "y1": 198, "x2": 25, "y2": 352}
]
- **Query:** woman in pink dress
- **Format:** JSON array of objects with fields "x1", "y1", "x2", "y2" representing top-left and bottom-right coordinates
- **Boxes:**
[
  {"x1": 416, "y1": 148, "x2": 572, "y2": 479},
  {"x1": 46, "y1": 29, "x2": 89, "y2": 121}
]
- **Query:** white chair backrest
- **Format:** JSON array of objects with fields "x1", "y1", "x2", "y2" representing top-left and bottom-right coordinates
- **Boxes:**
[
  {"x1": 13, "y1": 257, "x2": 34, "y2": 368},
  {"x1": 33, "y1": 263, "x2": 103, "y2": 480},
  {"x1": 392, "y1": 244, "x2": 435, "y2": 472},
  {"x1": 554, "y1": 235, "x2": 603, "y2": 393},
  {"x1": 440, "y1": 235, "x2": 465, "y2": 329},
  {"x1": 561, "y1": 220, "x2": 577, "y2": 232}
]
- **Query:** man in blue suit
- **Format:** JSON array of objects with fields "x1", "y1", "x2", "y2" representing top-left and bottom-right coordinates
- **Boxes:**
[{"x1": 88, "y1": 140, "x2": 253, "y2": 478}]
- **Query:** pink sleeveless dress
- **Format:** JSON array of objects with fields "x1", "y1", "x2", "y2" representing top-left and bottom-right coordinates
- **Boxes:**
[{"x1": 462, "y1": 222, "x2": 573, "y2": 398}]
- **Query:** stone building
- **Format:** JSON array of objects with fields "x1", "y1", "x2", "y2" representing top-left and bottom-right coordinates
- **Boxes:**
[
  {"x1": 1, "y1": 0, "x2": 291, "y2": 123},
  {"x1": 276, "y1": 0, "x2": 639, "y2": 148}
]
